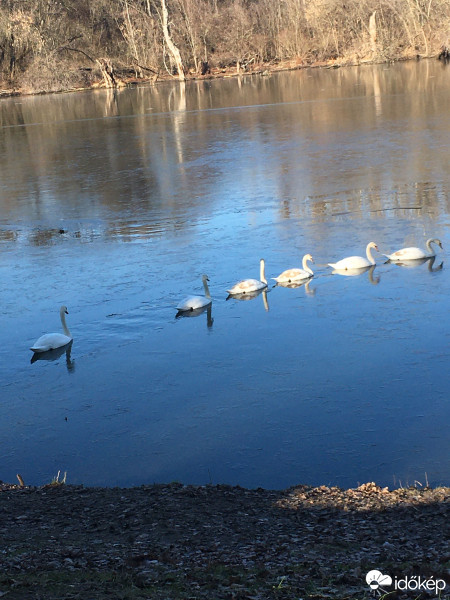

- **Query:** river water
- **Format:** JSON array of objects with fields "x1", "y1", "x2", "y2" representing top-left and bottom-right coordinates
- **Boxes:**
[{"x1": 0, "y1": 60, "x2": 449, "y2": 489}]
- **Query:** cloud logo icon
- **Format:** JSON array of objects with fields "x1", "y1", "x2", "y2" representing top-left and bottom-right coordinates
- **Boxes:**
[{"x1": 366, "y1": 570, "x2": 393, "y2": 590}]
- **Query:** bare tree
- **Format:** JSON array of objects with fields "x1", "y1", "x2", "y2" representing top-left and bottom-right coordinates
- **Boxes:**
[
  {"x1": 160, "y1": 0, "x2": 185, "y2": 79},
  {"x1": 1, "y1": 0, "x2": 450, "y2": 94}
]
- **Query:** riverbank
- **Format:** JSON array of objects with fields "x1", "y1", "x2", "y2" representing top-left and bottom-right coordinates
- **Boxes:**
[
  {"x1": 2, "y1": 0, "x2": 450, "y2": 100},
  {"x1": 0, "y1": 57, "x2": 351, "y2": 99},
  {"x1": 0, "y1": 53, "x2": 447, "y2": 99},
  {"x1": 1, "y1": 480, "x2": 448, "y2": 599}
]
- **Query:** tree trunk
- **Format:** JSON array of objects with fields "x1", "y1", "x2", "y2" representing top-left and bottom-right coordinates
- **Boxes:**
[
  {"x1": 369, "y1": 11, "x2": 377, "y2": 56},
  {"x1": 96, "y1": 58, "x2": 124, "y2": 88},
  {"x1": 160, "y1": 0, "x2": 185, "y2": 81}
]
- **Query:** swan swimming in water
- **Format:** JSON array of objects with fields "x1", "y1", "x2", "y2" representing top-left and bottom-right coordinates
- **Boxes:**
[
  {"x1": 389, "y1": 255, "x2": 444, "y2": 271},
  {"x1": 176, "y1": 274, "x2": 212, "y2": 312},
  {"x1": 227, "y1": 258, "x2": 268, "y2": 295},
  {"x1": 331, "y1": 264, "x2": 380, "y2": 285},
  {"x1": 383, "y1": 238, "x2": 443, "y2": 261},
  {"x1": 272, "y1": 254, "x2": 314, "y2": 283},
  {"x1": 30, "y1": 305, "x2": 72, "y2": 353},
  {"x1": 31, "y1": 340, "x2": 75, "y2": 371},
  {"x1": 328, "y1": 242, "x2": 379, "y2": 270}
]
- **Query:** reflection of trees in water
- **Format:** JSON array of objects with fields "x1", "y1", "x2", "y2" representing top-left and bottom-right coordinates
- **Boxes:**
[
  {"x1": 28, "y1": 228, "x2": 67, "y2": 246},
  {"x1": 278, "y1": 183, "x2": 447, "y2": 226},
  {"x1": 0, "y1": 62, "x2": 448, "y2": 245},
  {"x1": 0, "y1": 230, "x2": 18, "y2": 242}
]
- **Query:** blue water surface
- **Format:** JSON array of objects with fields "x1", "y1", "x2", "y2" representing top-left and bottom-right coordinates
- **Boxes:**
[{"x1": 0, "y1": 60, "x2": 449, "y2": 488}]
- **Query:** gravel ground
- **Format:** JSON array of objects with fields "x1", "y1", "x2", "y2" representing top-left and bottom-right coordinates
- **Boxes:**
[{"x1": 0, "y1": 480, "x2": 449, "y2": 599}]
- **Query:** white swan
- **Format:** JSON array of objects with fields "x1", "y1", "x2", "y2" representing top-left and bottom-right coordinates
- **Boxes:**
[
  {"x1": 176, "y1": 274, "x2": 212, "y2": 311},
  {"x1": 328, "y1": 242, "x2": 379, "y2": 270},
  {"x1": 227, "y1": 258, "x2": 268, "y2": 295},
  {"x1": 331, "y1": 264, "x2": 380, "y2": 283},
  {"x1": 383, "y1": 238, "x2": 443, "y2": 261},
  {"x1": 30, "y1": 305, "x2": 72, "y2": 353},
  {"x1": 272, "y1": 254, "x2": 314, "y2": 283}
]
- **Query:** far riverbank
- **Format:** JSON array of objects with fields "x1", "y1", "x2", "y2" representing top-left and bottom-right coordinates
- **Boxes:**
[{"x1": 1, "y1": 53, "x2": 449, "y2": 100}]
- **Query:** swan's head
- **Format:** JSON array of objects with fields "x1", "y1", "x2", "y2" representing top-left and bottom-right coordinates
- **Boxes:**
[
  {"x1": 260, "y1": 258, "x2": 265, "y2": 266},
  {"x1": 304, "y1": 253, "x2": 314, "y2": 263},
  {"x1": 202, "y1": 274, "x2": 210, "y2": 282},
  {"x1": 60, "y1": 305, "x2": 69, "y2": 315},
  {"x1": 368, "y1": 242, "x2": 379, "y2": 251},
  {"x1": 427, "y1": 238, "x2": 443, "y2": 250}
]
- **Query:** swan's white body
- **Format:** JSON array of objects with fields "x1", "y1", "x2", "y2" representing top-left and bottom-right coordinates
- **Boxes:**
[
  {"x1": 330, "y1": 265, "x2": 379, "y2": 285},
  {"x1": 328, "y1": 242, "x2": 379, "y2": 270},
  {"x1": 31, "y1": 306, "x2": 72, "y2": 353},
  {"x1": 383, "y1": 238, "x2": 443, "y2": 261},
  {"x1": 177, "y1": 275, "x2": 212, "y2": 311},
  {"x1": 272, "y1": 254, "x2": 314, "y2": 283},
  {"x1": 31, "y1": 341, "x2": 73, "y2": 364},
  {"x1": 227, "y1": 258, "x2": 268, "y2": 295}
]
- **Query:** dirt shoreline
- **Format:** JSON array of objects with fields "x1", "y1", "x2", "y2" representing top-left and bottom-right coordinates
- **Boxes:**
[
  {"x1": 0, "y1": 54, "x2": 443, "y2": 99},
  {"x1": 1, "y1": 480, "x2": 448, "y2": 599}
]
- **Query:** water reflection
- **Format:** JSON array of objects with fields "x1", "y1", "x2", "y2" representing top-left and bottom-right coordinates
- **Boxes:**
[
  {"x1": 389, "y1": 256, "x2": 444, "y2": 271},
  {"x1": 274, "y1": 279, "x2": 316, "y2": 296},
  {"x1": 176, "y1": 303, "x2": 214, "y2": 328},
  {"x1": 331, "y1": 264, "x2": 380, "y2": 284},
  {"x1": 428, "y1": 259, "x2": 444, "y2": 272},
  {"x1": 29, "y1": 228, "x2": 68, "y2": 246},
  {"x1": 227, "y1": 288, "x2": 269, "y2": 311},
  {"x1": 1, "y1": 62, "x2": 449, "y2": 248},
  {"x1": 0, "y1": 230, "x2": 18, "y2": 242},
  {"x1": 30, "y1": 340, "x2": 74, "y2": 372},
  {"x1": 0, "y1": 61, "x2": 449, "y2": 490}
]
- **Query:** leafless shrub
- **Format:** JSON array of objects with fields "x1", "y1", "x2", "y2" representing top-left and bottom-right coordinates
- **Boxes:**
[
  {"x1": 17, "y1": 55, "x2": 97, "y2": 93},
  {"x1": 0, "y1": 6, "x2": 44, "y2": 82},
  {"x1": 1, "y1": 0, "x2": 450, "y2": 93}
]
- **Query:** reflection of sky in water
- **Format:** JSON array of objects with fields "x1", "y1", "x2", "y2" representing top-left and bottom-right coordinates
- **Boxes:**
[{"x1": 0, "y1": 61, "x2": 449, "y2": 489}]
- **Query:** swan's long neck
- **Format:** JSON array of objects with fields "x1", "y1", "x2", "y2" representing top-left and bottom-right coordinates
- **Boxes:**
[
  {"x1": 302, "y1": 255, "x2": 314, "y2": 275},
  {"x1": 260, "y1": 259, "x2": 267, "y2": 284},
  {"x1": 366, "y1": 244, "x2": 376, "y2": 265},
  {"x1": 60, "y1": 310, "x2": 71, "y2": 338},
  {"x1": 203, "y1": 278, "x2": 211, "y2": 299},
  {"x1": 426, "y1": 239, "x2": 440, "y2": 253}
]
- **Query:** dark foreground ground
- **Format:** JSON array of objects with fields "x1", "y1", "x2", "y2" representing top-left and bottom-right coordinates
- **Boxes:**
[{"x1": 0, "y1": 481, "x2": 448, "y2": 599}]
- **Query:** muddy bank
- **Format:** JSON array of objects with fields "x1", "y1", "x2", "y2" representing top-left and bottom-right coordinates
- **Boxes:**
[
  {"x1": 0, "y1": 54, "x2": 443, "y2": 99},
  {"x1": 1, "y1": 480, "x2": 448, "y2": 599},
  {"x1": 0, "y1": 59, "x2": 331, "y2": 98}
]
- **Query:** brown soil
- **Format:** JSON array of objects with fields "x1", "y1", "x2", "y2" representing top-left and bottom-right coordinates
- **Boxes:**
[{"x1": 0, "y1": 480, "x2": 448, "y2": 599}]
